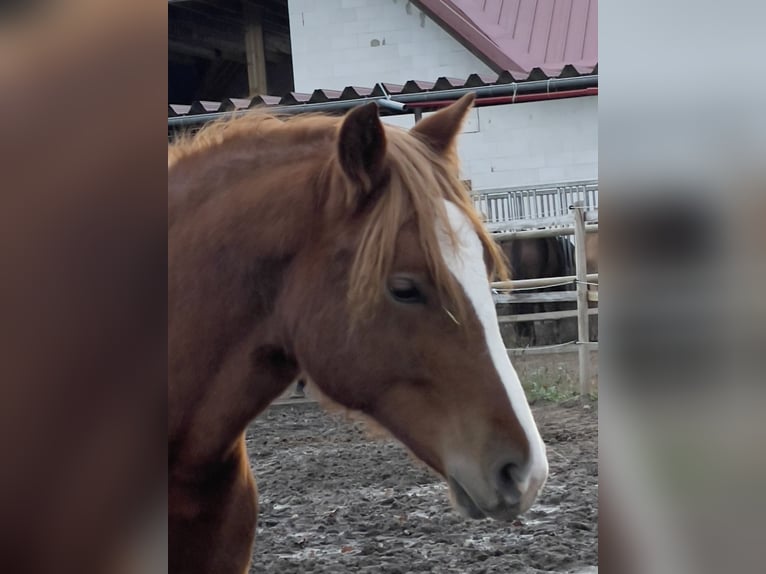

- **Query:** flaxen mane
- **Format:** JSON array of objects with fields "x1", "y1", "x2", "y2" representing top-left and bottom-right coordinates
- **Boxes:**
[{"x1": 169, "y1": 109, "x2": 508, "y2": 322}]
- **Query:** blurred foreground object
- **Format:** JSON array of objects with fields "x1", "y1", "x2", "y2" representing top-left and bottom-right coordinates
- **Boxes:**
[
  {"x1": 0, "y1": 1, "x2": 166, "y2": 573},
  {"x1": 600, "y1": 1, "x2": 766, "y2": 572}
]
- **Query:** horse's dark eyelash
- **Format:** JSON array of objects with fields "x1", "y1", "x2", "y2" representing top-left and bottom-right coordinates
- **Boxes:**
[{"x1": 389, "y1": 285, "x2": 426, "y2": 304}]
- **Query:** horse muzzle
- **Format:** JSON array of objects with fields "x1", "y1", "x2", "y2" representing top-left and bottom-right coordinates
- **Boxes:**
[{"x1": 446, "y1": 457, "x2": 547, "y2": 521}]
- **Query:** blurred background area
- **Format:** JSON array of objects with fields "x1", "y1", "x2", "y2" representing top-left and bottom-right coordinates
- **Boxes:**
[{"x1": 168, "y1": 0, "x2": 294, "y2": 102}]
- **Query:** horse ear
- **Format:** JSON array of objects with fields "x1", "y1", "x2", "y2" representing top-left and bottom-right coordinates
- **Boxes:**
[
  {"x1": 411, "y1": 92, "x2": 475, "y2": 155},
  {"x1": 337, "y1": 102, "x2": 387, "y2": 192}
]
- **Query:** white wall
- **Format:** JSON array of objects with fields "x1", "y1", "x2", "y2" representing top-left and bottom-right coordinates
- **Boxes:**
[
  {"x1": 287, "y1": 0, "x2": 495, "y2": 92},
  {"x1": 460, "y1": 96, "x2": 598, "y2": 189},
  {"x1": 381, "y1": 96, "x2": 598, "y2": 191}
]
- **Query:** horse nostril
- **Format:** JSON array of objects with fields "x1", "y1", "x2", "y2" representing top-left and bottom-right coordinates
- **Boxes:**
[
  {"x1": 495, "y1": 462, "x2": 523, "y2": 504},
  {"x1": 499, "y1": 463, "x2": 515, "y2": 484}
]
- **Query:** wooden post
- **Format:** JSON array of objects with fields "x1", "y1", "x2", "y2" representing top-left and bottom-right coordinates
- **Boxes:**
[
  {"x1": 573, "y1": 201, "x2": 591, "y2": 395},
  {"x1": 245, "y1": 11, "x2": 267, "y2": 96}
]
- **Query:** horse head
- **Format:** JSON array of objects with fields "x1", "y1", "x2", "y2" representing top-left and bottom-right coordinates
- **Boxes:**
[{"x1": 281, "y1": 95, "x2": 548, "y2": 520}]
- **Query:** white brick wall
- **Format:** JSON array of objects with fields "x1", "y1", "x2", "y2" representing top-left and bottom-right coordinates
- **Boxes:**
[
  {"x1": 287, "y1": 0, "x2": 495, "y2": 92},
  {"x1": 457, "y1": 97, "x2": 598, "y2": 190},
  {"x1": 380, "y1": 97, "x2": 598, "y2": 191}
]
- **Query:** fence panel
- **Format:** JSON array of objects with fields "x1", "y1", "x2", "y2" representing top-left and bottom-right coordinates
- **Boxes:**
[{"x1": 473, "y1": 180, "x2": 598, "y2": 231}]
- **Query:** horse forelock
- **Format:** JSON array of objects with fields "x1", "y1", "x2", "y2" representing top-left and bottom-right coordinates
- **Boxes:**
[{"x1": 343, "y1": 125, "x2": 508, "y2": 323}]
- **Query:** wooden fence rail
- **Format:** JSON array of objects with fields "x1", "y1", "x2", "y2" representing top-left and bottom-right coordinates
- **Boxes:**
[
  {"x1": 487, "y1": 210, "x2": 598, "y2": 234},
  {"x1": 492, "y1": 273, "x2": 598, "y2": 290},
  {"x1": 491, "y1": 223, "x2": 598, "y2": 241},
  {"x1": 494, "y1": 291, "x2": 598, "y2": 304},
  {"x1": 495, "y1": 292, "x2": 578, "y2": 304},
  {"x1": 498, "y1": 308, "x2": 598, "y2": 324}
]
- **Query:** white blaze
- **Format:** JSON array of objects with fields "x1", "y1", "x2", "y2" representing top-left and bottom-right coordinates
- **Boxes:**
[{"x1": 437, "y1": 200, "x2": 548, "y2": 512}]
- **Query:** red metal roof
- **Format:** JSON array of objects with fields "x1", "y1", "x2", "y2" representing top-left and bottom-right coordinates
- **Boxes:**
[{"x1": 415, "y1": 0, "x2": 597, "y2": 76}]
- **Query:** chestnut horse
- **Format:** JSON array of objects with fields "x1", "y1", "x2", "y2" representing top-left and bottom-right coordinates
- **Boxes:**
[{"x1": 168, "y1": 94, "x2": 548, "y2": 573}]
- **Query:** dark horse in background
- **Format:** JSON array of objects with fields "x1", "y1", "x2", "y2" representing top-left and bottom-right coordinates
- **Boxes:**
[{"x1": 498, "y1": 236, "x2": 577, "y2": 346}]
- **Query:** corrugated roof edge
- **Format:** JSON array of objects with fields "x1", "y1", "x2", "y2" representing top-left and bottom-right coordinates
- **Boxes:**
[{"x1": 168, "y1": 66, "x2": 597, "y2": 119}]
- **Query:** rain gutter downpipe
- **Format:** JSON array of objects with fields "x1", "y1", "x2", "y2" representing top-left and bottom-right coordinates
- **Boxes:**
[{"x1": 168, "y1": 75, "x2": 597, "y2": 129}]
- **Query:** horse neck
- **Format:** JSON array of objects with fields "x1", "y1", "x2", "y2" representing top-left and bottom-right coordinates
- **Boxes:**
[
  {"x1": 168, "y1": 137, "x2": 332, "y2": 363},
  {"x1": 170, "y1": 137, "x2": 329, "y2": 256}
]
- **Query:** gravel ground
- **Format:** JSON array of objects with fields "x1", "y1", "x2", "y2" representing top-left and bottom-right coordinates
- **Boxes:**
[{"x1": 247, "y1": 399, "x2": 597, "y2": 574}]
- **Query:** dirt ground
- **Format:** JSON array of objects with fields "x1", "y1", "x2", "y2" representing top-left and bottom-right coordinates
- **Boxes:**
[{"x1": 246, "y1": 397, "x2": 598, "y2": 574}]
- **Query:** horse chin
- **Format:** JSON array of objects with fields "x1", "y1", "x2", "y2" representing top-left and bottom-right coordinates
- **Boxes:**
[
  {"x1": 447, "y1": 476, "x2": 487, "y2": 520},
  {"x1": 447, "y1": 476, "x2": 521, "y2": 522}
]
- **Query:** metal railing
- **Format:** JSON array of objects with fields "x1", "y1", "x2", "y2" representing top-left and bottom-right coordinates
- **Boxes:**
[{"x1": 472, "y1": 180, "x2": 598, "y2": 232}]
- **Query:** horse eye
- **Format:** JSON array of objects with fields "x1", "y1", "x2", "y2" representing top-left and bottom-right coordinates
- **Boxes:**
[{"x1": 388, "y1": 277, "x2": 425, "y2": 304}]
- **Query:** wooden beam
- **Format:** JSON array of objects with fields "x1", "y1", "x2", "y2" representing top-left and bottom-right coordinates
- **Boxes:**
[
  {"x1": 490, "y1": 223, "x2": 598, "y2": 241},
  {"x1": 168, "y1": 40, "x2": 246, "y2": 63},
  {"x1": 168, "y1": 36, "x2": 246, "y2": 61},
  {"x1": 506, "y1": 342, "x2": 599, "y2": 356},
  {"x1": 498, "y1": 307, "x2": 598, "y2": 324},
  {"x1": 484, "y1": 210, "x2": 598, "y2": 233},
  {"x1": 493, "y1": 292, "x2": 579, "y2": 304},
  {"x1": 492, "y1": 273, "x2": 598, "y2": 290},
  {"x1": 245, "y1": 15, "x2": 267, "y2": 96}
]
